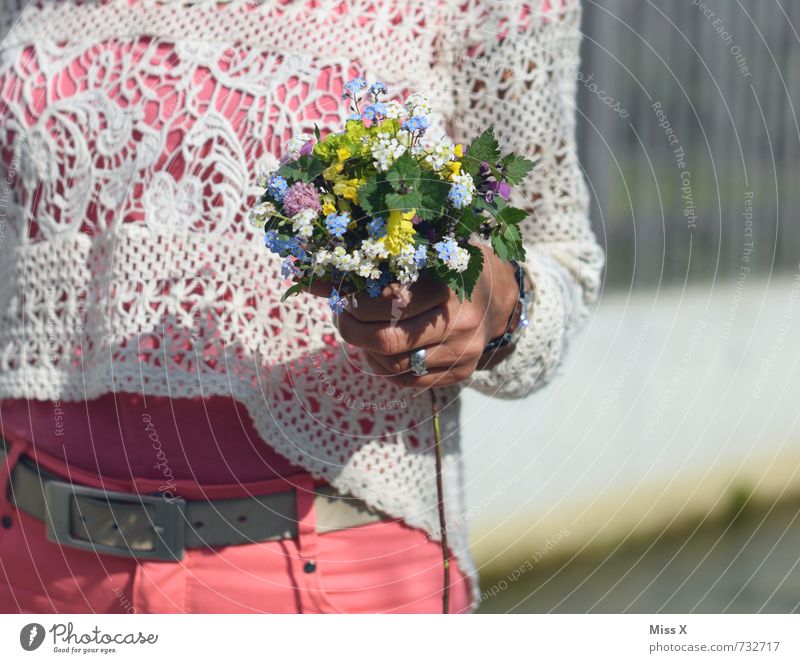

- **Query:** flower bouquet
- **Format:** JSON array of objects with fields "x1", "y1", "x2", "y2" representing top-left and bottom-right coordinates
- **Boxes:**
[
  {"x1": 249, "y1": 76, "x2": 536, "y2": 310},
  {"x1": 249, "y1": 77, "x2": 536, "y2": 612}
]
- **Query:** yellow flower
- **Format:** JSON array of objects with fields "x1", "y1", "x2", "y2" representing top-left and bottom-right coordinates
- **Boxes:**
[
  {"x1": 333, "y1": 177, "x2": 361, "y2": 204},
  {"x1": 454, "y1": 144, "x2": 463, "y2": 158},
  {"x1": 322, "y1": 201, "x2": 337, "y2": 215},
  {"x1": 381, "y1": 209, "x2": 417, "y2": 255},
  {"x1": 323, "y1": 161, "x2": 344, "y2": 181},
  {"x1": 337, "y1": 147, "x2": 352, "y2": 163},
  {"x1": 449, "y1": 161, "x2": 462, "y2": 175}
]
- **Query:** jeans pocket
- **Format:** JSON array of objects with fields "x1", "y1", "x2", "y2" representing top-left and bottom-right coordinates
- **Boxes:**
[{"x1": 308, "y1": 520, "x2": 451, "y2": 614}]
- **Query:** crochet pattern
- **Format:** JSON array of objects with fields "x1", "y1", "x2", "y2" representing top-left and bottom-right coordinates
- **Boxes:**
[{"x1": 0, "y1": 0, "x2": 604, "y2": 607}]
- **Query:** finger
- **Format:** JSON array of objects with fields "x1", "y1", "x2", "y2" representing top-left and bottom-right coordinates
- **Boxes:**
[
  {"x1": 364, "y1": 343, "x2": 455, "y2": 376},
  {"x1": 347, "y1": 277, "x2": 451, "y2": 322},
  {"x1": 336, "y1": 304, "x2": 453, "y2": 356},
  {"x1": 364, "y1": 327, "x2": 487, "y2": 375},
  {"x1": 362, "y1": 352, "x2": 465, "y2": 389}
]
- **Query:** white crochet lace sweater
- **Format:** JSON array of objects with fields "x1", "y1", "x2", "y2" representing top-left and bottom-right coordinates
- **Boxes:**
[{"x1": 0, "y1": 0, "x2": 603, "y2": 607}]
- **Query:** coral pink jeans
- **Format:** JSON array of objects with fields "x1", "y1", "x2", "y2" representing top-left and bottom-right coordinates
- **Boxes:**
[{"x1": 0, "y1": 397, "x2": 471, "y2": 614}]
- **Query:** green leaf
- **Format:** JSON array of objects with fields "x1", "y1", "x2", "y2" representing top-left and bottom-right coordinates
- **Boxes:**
[
  {"x1": 457, "y1": 244, "x2": 485, "y2": 302},
  {"x1": 349, "y1": 273, "x2": 366, "y2": 290},
  {"x1": 276, "y1": 154, "x2": 325, "y2": 183},
  {"x1": 471, "y1": 195, "x2": 494, "y2": 213},
  {"x1": 386, "y1": 190, "x2": 422, "y2": 212},
  {"x1": 462, "y1": 128, "x2": 501, "y2": 178},
  {"x1": 491, "y1": 232, "x2": 511, "y2": 262},
  {"x1": 358, "y1": 177, "x2": 390, "y2": 216},
  {"x1": 497, "y1": 206, "x2": 528, "y2": 226},
  {"x1": 415, "y1": 177, "x2": 451, "y2": 220},
  {"x1": 501, "y1": 153, "x2": 537, "y2": 185},
  {"x1": 492, "y1": 224, "x2": 527, "y2": 262},
  {"x1": 313, "y1": 124, "x2": 321, "y2": 141},
  {"x1": 455, "y1": 207, "x2": 482, "y2": 238},
  {"x1": 502, "y1": 223, "x2": 522, "y2": 244},
  {"x1": 280, "y1": 282, "x2": 304, "y2": 302},
  {"x1": 467, "y1": 128, "x2": 500, "y2": 163},
  {"x1": 434, "y1": 245, "x2": 485, "y2": 302},
  {"x1": 385, "y1": 152, "x2": 421, "y2": 190}
]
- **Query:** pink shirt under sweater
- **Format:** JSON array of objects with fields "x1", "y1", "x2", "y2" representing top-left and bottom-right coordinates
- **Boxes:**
[{"x1": 0, "y1": 394, "x2": 305, "y2": 485}]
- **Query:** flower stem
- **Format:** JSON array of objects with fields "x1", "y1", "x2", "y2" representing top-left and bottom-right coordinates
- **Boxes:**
[{"x1": 430, "y1": 389, "x2": 450, "y2": 614}]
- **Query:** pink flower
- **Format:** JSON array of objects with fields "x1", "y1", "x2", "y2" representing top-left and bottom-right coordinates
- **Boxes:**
[{"x1": 282, "y1": 182, "x2": 321, "y2": 217}]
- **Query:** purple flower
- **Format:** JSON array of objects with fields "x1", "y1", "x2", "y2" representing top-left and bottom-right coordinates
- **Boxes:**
[
  {"x1": 299, "y1": 141, "x2": 314, "y2": 156},
  {"x1": 282, "y1": 182, "x2": 321, "y2": 217},
  {"x1": 488, "y1": 180, "x2": 511, "y2": 201}
]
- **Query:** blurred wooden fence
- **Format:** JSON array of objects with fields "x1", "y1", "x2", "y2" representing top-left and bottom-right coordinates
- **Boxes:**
[{"x1": 576, "y1": 0, "x2": 800, "y2": 287}]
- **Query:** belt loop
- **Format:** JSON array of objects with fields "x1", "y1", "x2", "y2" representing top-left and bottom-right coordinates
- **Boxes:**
[
  {"x1": 0, "y1": 439, "x2": 27, "y2": 515},
  {"x1": 294, "y1": 474, "x2": 318, "y2": 563}
]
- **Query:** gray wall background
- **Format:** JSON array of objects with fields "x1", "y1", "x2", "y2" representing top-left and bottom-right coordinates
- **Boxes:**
[{"x1": 577, "y1": 0, "x2": 799, "y2": 288}]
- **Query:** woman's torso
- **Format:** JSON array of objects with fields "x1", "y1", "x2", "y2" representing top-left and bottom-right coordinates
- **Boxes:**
[{"x1": 0, "y1": 1, "x2": 454, "y2": 483}]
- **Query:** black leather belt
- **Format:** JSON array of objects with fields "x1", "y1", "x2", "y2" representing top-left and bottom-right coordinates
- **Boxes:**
[{"x1": 1, "y1": 442, "x2": 386, "y2": 561}]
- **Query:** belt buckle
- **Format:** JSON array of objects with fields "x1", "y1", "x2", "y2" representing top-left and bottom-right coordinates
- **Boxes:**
[{"x1": 44, "y1": 479, "x2": 187, "y2": 561}]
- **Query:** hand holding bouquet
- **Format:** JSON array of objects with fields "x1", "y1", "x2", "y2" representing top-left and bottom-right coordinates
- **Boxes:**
[{"x1": 250, "y1": 76, "x2": 536, "y2": 312}]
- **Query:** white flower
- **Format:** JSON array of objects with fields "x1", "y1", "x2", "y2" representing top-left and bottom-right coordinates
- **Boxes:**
[
  {"x1": 451, "y1": 172, "x2": 476, "y2": 194},
  {"x1": 360, "y1": 238, "x2": 390, "y2": 261},
  {"x1": 423, "y1": 138, "x2": 455, "y2": 170},
  {"x1": 312, "y1": 250, "x2": 331, "y2": 276},
  {"x1": 356, "y1": 259, "x2": 380, "y2": 279},
  {"x1": 291, "y1": 208, "x2": 317, "y2": 238},
  {"x1": 389, "y1": 244, "x2": 422, "y2": 285},
  {"x1": 248, "y1": 201, "x2": 277, "y2": 229},
  {"x1": 405, "y1": 92, "x2": 432, "y2": 117},
  {"x1": 371, "y1": 130, "x2": 410, "y2": 171},
  {"x1": 384, "y1": 100, "x2": 406, "y2": 120},
  {"x1": 325, "y1": 246, "x2": 367, "y2": 273},
  {"x1": 450, "y1": 246, "x2": 471, "y2": 272}
]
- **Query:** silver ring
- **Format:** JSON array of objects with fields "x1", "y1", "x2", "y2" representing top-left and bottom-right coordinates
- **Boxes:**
[{"x1": 409, "y1": 348, "x2": 428, "y2": 376}]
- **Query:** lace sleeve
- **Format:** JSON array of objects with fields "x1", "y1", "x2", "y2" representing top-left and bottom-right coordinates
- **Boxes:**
[{"x1": 439, "y1": 0, "x2": 605, "y2": 399}]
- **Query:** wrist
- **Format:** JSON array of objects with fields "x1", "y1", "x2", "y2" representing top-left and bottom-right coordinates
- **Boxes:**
[
  {"x1": 486, "y1": 259, "x2": 521, "y2": 344},
  {"x1": 477, "y1": 259, "x2": 529, "y2": 370}
]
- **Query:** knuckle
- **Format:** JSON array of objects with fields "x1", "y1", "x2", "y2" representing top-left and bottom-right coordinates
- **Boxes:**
[
  {"x1": 385, "y1": 354, "x2": 407, "y2": 374},
  {"x1": 455, "y1": 306, "x2": 482, "y2": 332},
  {"x1": 464, "y1": 339, "x2": 487, "y2": 362},
  {"x1": 374, "y1": 326, "x2": 405, "y2": 355}
]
